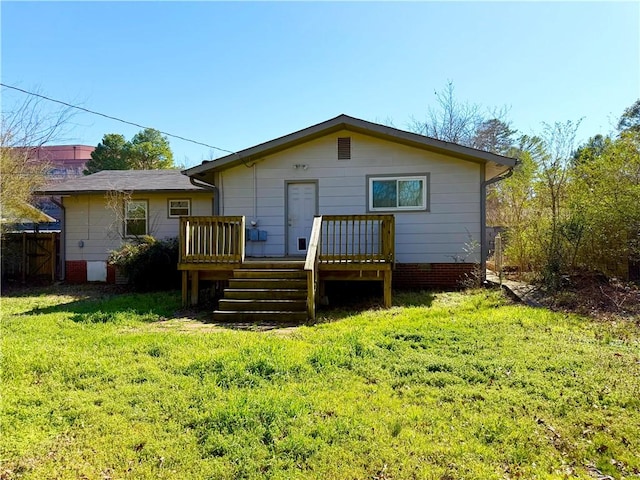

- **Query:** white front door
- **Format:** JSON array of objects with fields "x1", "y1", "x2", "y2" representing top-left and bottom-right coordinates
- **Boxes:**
[{"x1": 286, "y1": 182, "x2": 317, "y2": 255}]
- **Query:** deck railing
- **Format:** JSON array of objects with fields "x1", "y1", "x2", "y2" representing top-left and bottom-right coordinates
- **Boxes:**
[
  {"x1": 179, "y1": 216, "x2": 245, "y2": 264},
  {"x1": 318, "y1": 214, "x2": 395, "y2": 264}
]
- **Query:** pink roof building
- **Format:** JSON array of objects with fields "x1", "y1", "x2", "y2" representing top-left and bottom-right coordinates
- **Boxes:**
[{"x1": 29, "y1": 145, "x2": 95, "y2": 179}]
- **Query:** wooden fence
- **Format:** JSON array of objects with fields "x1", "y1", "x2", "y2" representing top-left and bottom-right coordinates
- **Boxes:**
[{"x1": 1, "y1": 232, "x2": 59, "y2": 283}]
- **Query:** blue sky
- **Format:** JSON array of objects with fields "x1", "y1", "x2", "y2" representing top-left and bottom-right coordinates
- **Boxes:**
[{"x1": 2, "y1": 1, "x2": 638, "y2": 167}]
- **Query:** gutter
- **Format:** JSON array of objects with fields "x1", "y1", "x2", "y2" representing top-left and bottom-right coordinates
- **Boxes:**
[
  {"x1": 50, "y1": 197, "x2": 65, "y2": 280},
  {"x1": 189, "y1": 177, "x2": 219, "y2": 215},
  {"x1": 480, "y1": 167, "x2": 515, "y2": 283}
]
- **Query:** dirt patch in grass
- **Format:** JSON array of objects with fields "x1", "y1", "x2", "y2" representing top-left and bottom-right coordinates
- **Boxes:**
[
  {"x1": 172, "y1": 304, "x2": 305, "y2": 334},
  {"x1": 128, "y1": 312, "x2": 302, "y2": 335}
]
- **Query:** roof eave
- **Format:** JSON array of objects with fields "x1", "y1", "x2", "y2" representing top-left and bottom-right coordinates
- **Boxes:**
[
  {"x1": 35, "y1": 188, "x2": 206, "y2": 196},
  {"x1": 183, "y1": 114, "x2": 517, "y2": 177}
]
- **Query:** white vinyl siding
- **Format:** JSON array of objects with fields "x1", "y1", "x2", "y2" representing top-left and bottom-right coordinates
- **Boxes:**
[
  {"x1": 219, "y1": 131, "x2": 482, "y2": 263},
  {"x1": 63, "y1": 192, "x2": 213, "y2": 262}
]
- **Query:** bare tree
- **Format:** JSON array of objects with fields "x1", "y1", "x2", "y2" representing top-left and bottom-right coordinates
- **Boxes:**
[
  {"x1": 617, "y1": 99, "x2": 640, "y2": 133},
  {"x1": 1, "y1": 88, "x2": 74, "y2": 228},
  {"x1": 409, "y1": 81, "x2": 483, "y2": 146},
  {"x1": 471, "y1": 117, "x2": 517, "y2": 154},
  {"x1": 536, "y1": 119, "x2": 582, "y2": 287},
  {"x1": 104, "y1": 189, "x2": 133, "y2": 241},
  {"x1": 538, "y1": 120, "x2": 581, "y2": 228},
  {"x1": 104, "y1": 188, "x2": 159, "y2": 241}
]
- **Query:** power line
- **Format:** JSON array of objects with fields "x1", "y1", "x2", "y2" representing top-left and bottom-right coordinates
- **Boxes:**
[{"x1": 1, "y1": 83, "x2": 236, "y2": 155}]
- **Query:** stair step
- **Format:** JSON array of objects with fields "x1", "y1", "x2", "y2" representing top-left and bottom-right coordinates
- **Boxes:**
[
  {"x1": 213, "y1": 260, "x2": 309, "y2": 323},
  {"x1": 229, "y1": 278, "x2": 307, "y2": 289},
  {"x1": 219, "y1": 299, "x2": 306, "y2": 311},
  {"x1": 241, "y1": 261, "x2": 304, "y2": 269},
  {"x1": 233, "y1": 269, "x2": 306, "y2": 279},
  {"x1": 212, "y1": 311, "x2": 308, "y2": 323},
  {"x1": 224, "y1": 288, "x2": 307, "y2": 300}
]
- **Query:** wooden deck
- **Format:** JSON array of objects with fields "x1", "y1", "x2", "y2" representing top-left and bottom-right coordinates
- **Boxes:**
[{"x1": 178, "y1": 215, "x2": 395, "y2": 321}]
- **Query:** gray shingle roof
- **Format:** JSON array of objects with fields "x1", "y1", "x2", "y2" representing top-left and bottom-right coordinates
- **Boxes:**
[{"x1": 36, "y1": 169, "x2": 206, "y2": 195}]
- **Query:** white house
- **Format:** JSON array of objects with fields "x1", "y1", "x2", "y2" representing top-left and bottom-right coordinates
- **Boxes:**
[
  {"x1": 182, "y1": 114, "x2": 516, "y2": 290},
  {"x1": 37, "y1": 170, "x2": 213, "y2": 283}
]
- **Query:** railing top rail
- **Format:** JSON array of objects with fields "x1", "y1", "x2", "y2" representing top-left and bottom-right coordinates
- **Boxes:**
[
  {"x1": 321, "y1": 214, "x2": 394, "y2": 221},
  {"x1": 181, "y1": 215, "x2": 244, "y2": 223}
]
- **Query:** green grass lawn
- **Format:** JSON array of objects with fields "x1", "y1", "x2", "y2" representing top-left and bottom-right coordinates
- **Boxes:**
[{"x1": 1, "y1": 286, "x2": 638, "y2": 479}]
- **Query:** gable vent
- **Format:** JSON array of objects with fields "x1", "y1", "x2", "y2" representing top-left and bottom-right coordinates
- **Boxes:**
[{"x1": 337, "y1": 137, "x2": 351, "y2": 160}]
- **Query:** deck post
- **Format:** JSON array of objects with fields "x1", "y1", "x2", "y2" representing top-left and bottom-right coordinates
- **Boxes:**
[
  {"x1": 383, "y1": 269, "x2": 392, "y2": 308},
  {"x1": 304, "y1": 216, "x2": 323, "y2": 323},
  {"x1": 181, "y1": 271, "x2": 188, "y2": 307},
  {"x1": 306, "y1": 269, "x2": 315, "y2": 322},
  {"x1": 22, "y1": 232, "x2": 27, "y2": 283},
  {"x1": 190, "y1": 270, "x2": 199, "y2": 306},
  {"x1": 51, "y1": 234, "x2": 56, "y2": 281}
]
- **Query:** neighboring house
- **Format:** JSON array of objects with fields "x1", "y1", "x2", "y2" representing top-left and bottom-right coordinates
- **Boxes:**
[
  {"x1": 0, "y1": 202, "x2": 57, "y2": 226},
  {"x1": 30, "y1": 144, "x2": 95, "y2": 179},
  {"x1": 17, "y1": 145, "x2": 96, "y2": 232},
  {"x1": 2, "y1": 146, "x2": 94, "y2": 284},
  {"x1": 36, "y1": 170, "x2": 214, "y2": 283},
  {"x1": 183, "y1": 114, "x2": 517, "y2": 290}
]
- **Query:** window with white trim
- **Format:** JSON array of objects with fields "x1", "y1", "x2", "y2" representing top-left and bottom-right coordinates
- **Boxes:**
[
  {"x1": 168, "y1": 199, "x2": 191, "y2": 218},
  {"x1": 368, "y1": 175, "x2": 428, "y2": 212},
  {"x1": 124, "y1": 200, "x2": 148, "y2": 236}
]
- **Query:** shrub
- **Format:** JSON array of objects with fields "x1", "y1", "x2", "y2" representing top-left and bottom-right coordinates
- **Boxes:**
[{"x1": 109, "y1": 236, "x2": 180, "y2": 292}]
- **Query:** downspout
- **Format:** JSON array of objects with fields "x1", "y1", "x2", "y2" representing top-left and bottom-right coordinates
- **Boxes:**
[
  {"x1": 253, "y1": 163, "x2": 257, "y2": 223},
  {"x1": 189, "y1": 177, "x2": 219, "y2": 216},
  {"x1": 50, "y1": 197, "x2": 65, "y2": 280},
  {"x1": 480, "y1": 166, "x2": 514, "y2": 283}
]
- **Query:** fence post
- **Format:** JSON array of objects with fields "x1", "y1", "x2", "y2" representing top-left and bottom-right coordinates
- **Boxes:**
[
  {"x1": 495, "y1": 233, "x2": 503, "y2": 285},
  {"x1": 22, "y1": 232, "x2": 27, "y2": 283}
]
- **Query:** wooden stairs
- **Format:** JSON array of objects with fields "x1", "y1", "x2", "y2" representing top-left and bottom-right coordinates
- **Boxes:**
[{"x1": 213, "y1": 261, "x2": 308, "y2": 323}]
